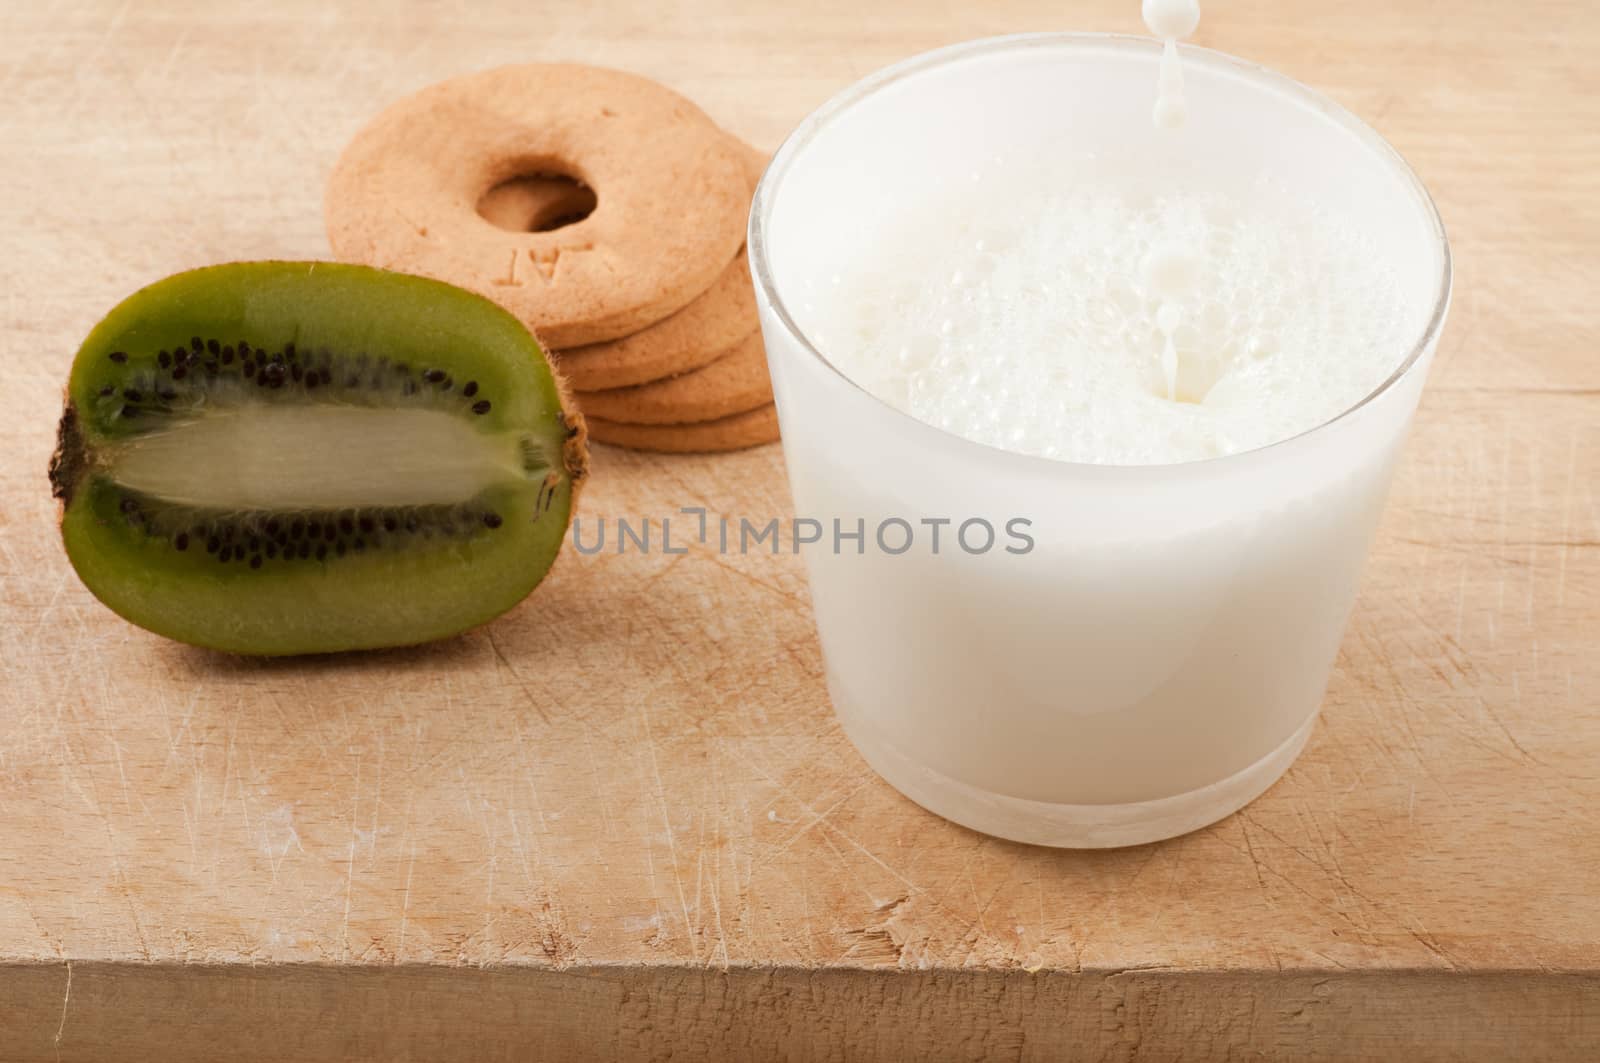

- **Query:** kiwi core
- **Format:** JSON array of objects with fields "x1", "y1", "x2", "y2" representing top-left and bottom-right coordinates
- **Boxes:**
[{"x1": 105, "y1": 406, "x2": 538, "y2": 511}]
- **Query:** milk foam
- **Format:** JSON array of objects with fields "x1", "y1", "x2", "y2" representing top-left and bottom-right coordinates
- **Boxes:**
[{"x1": 805, "y1": 171, "x2": 1413, "y2": 465}]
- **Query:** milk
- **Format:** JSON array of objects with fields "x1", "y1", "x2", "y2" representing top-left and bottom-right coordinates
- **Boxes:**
[
  {"x1": 807, "y1": 172, "x2": 1410, "y2": 465},
  {"x1": 752, "y1": 34, "x2": 1449, "y2": 845},
  {"x1": 1144, "y1": 0, "x2": 1199, "y2": 127}
]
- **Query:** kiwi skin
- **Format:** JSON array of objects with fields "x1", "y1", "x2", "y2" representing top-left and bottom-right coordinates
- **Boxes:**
[{"x1": 51, "y1": 261, "x2": 588, "y2": 656}]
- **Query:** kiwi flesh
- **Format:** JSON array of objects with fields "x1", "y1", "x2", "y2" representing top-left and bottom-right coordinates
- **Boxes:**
[{"x1": 49, "y1": 262, "x2": 588, "y2": 656}]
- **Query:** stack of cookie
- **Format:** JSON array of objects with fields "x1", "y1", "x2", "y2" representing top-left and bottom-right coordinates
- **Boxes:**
[{"x1": 325, "y1": 63, "x2": 776, "y2": 453}]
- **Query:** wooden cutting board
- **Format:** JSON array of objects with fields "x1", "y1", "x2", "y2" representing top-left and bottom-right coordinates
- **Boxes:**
[{"x1": 2, "y1": 0, "x2": 1596, "y2": 1058}]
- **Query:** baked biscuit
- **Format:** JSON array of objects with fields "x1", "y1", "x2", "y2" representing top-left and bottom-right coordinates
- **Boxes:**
[
  {"x1": 586, "y1": 403, "x2": 779, "y2": 453},
  {"x1": 326, "y1": 64, "x2": 749, "y2": 348}
]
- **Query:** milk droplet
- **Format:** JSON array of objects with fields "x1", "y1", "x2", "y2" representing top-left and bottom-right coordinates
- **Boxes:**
[
  {"x1": 1143, "y1": 248, "x2": 1201, "y2": 301},
  {"x1": 1247, "y1": 332, "x2": 1280, "y2": 360},
  {"x1": 1152, "y1": 94, "x2": 1188, "y2": 129},
  {"x1": 1143, "y1": 0, "x2": 1200, "y2": 40}
]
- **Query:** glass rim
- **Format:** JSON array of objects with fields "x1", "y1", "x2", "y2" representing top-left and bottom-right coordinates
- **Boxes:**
[{"x1": 747, "y1": 31, "x2": 1454, "y2": 472}]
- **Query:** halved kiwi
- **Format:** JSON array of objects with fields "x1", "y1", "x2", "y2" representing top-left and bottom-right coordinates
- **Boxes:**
[{"x1": 49, "y1": 262, "x2": 588, "y2": 655}]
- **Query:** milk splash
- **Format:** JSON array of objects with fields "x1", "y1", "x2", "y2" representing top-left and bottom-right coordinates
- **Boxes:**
[{"x1": 1143, "y1": 0, "x2": 1199, "y2": 129}]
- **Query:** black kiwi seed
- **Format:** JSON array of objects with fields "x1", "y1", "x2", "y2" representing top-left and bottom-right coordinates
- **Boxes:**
[
  {"x1": 462, "y1": 381, "x2": 479, "y2": 397},
  {"x1": 221, "y1": 346, "x2": 235, "y2": 364},
  {"x1": 472, "y1": 400, "x2": 491, "y2": 415},
  {"x1": 284, "y1": 343, "x2": 296, "y2": 359},
  {"x1": 206, "y1": 537, "x2": 220, "y2": 554},
  {"x1": 290, "y1": 518, "x2": 305, "y2": 538},
  {"x1": 358, "y1": 516, "x2": 374, "y2": 534},
  {"x1": 404, "y1": 516, "x2": 419, "y2": 533},
  {"x1": 158, "y1": 388, "x2": 177, "y2": 401},
  {"x1": 242, "y1": 361, "x2": 256, "y2": 377},
  {"x1": 173, "y1": 349, "x2": 189, "y2": 367},
  {"x1": 383, "y1": 516, "x2": 397, "y2": 533},
  {"x1": 219, "y1": 546, "x2": 233, "y2": 562},
  {"x1": 121, "y1": 406, "x2": 140, "y2": 418},
  {"x1": 158, "y1": 351, "x2": 171, "y2": 368},
  {"x1": 189, "y1": 337, "x2": 203, "y2": 352},
  {"x1": 98, "y1": 385, "x2": 114, "y2": 397},
  {"x1": 174, "y1": 532, "x2": 189, "y2": 551},
  {"x1": 119, "y1": 498, "x2": 138, "y2": 514},
  {"x1": 207, "y1": 339, "x2": 220, "y2": 355},
  {"x1": 323, "y1": 523, "x2": 337, "y2": 542},
  {"x1": 423, "y1": 369, "x2": 445, "y2": 384},
  {"x1": 264, "y1": 517, "x2": 280, "y2": 535},
  {"x1": 123, "y1": 388, "x2": 142, "y2": 402},
  {"x1": 338, "y1": 516, "x2": 353, "y2": 534},
  {"x1": 108, "y1": 351, "x2": 127, "y2": 363},
  {"x1": 265, "y1": 543, "x2": 278, "y2": 559},
  {"x1": 305, "y1": 374, "x2": 320, "y2": 391},
  {"x1": 316, "y1": 544, "x2": 328, "y2": 561},
  {"x1": 306, "y1": 520, "x2": 320, "y2": 539},
  {"x1": 297, "y1": 542, "x2": 311, "y2": 560},
  {"x1": 483, "y1": 512, "x2": 503, "y2": 529},
  {"x1": 172, "y1": 366, "x2": 187, "y2": 380}
]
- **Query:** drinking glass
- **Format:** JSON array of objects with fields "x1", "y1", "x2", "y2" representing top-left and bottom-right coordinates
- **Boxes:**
[{"x1": 748, "y1": 34, "x2": 1451, "y2": 847}]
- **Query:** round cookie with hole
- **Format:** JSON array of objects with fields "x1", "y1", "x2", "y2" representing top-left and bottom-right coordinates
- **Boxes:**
[
  {"x1": 554, "y1": 145, "x2": 768, "y2": 391},
  {"x1": 586, "y1": 404, "x2": 779, "y2": 454},
  {"x1": 556, "y1": 246, "x2": 758, "y2": 391},
  {"x1": 325, "y1": 64, "x2": 750, "y2": 348},
  {"x1": 574, "y1": 330, "x2": 772, "y2": 426}
]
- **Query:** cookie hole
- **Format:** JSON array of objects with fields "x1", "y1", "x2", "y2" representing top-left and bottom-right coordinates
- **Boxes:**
[{"x1": 476, "y1": 174, "x2": 597, "y2": 233}]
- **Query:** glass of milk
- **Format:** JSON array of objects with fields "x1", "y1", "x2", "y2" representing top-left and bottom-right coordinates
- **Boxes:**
[{"x1": 748, "y1": 34, "x2": 1451, "y2": 848}]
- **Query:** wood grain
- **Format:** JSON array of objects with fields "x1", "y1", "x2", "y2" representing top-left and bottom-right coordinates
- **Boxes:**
[{"x1": 1, "y1": 0, "x2": 1597, "y2": 1058}]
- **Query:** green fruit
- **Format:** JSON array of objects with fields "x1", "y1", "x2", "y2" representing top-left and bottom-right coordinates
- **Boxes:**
[{"x1": 49, "y1": 262, "x2": 588, "y2": 655}]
